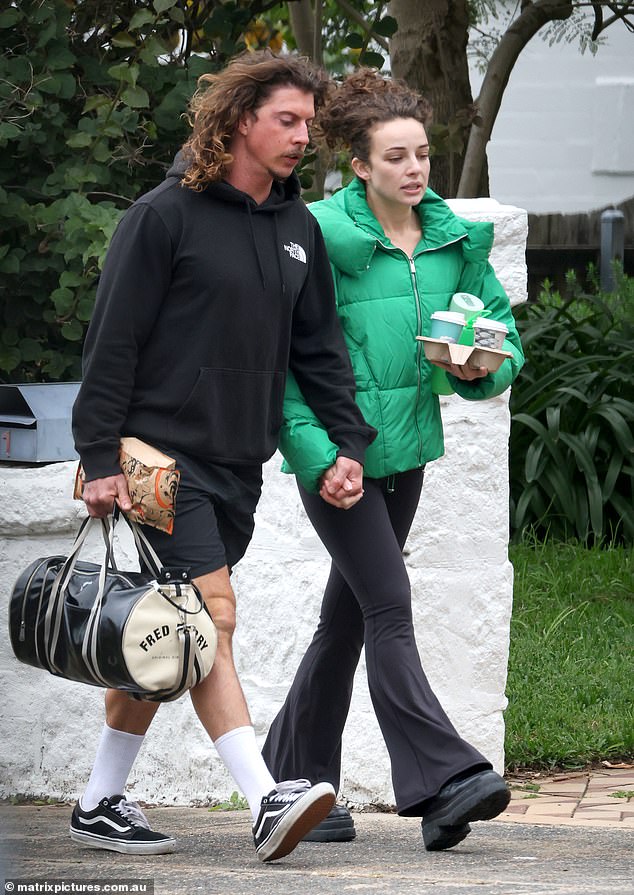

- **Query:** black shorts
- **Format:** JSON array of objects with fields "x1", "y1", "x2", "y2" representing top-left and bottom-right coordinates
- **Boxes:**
[{"x1": 138, "y1": 447, "x2": 263, "y2": 578}]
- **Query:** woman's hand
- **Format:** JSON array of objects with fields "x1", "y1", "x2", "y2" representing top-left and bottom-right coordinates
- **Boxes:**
[
  {"x1": 319, "y1": 457, "x2": 364, "y2": 509},
  {"x1": 429, "y1": 359, "x2": 489, "y2": 381}
]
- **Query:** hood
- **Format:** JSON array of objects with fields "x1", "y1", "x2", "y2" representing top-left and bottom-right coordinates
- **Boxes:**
[
  {"x1": 165, "y1": 150, "x2": 302, "y2": 289},
  {"x1": 166, "y1": 149, "x2": 301, "y2": 211},
  {"x1": 309, "y1": 177, "x2": 493, "y2": 277}
]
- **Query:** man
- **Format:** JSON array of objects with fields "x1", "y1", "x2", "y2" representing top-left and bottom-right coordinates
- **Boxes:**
[{"x1": 71, "y1": 50, "x2": 376, "y2": 863}]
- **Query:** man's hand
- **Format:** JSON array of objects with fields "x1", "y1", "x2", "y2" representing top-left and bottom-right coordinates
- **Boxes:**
[
  {"x1": 319, "y1": 456, "x2": 364, "y2": 510},
  {"x1": 429, "y1": 358, "x2": 489, "y2": 381},
  {"x1": 82, "y1": 473, "x2": 132, "y2": 518}
]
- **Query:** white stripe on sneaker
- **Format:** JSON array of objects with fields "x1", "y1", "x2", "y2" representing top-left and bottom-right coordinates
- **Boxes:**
[{"x1": 78, "y1": 815, "x2": 131, "y2": 833}]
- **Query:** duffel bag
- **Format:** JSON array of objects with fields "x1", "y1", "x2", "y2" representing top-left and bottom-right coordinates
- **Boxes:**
[{"x1": 8, "y1": 513, "x2": 217, "y2": 701}]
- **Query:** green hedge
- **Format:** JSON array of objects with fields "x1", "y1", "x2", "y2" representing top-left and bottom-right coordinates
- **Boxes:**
[
  {"x1": 510, "y1": 268, "x2": 634, "y2": 545},
  {"x1": 0, "y1": 0, "x2": 270, "y2": 382}
]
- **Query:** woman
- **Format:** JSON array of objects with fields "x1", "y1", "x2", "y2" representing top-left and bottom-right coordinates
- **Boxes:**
[{"x1": 262, "y1": 69, "x2": 524, "y2": 851}]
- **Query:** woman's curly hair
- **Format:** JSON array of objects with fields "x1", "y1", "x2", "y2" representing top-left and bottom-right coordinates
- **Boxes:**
[
  {"x1": 181, "y1": 49, "x2": 330, "y2": 190},
  {"x1": 316, "y1": 68, "x2": 432, "y2": 163}
]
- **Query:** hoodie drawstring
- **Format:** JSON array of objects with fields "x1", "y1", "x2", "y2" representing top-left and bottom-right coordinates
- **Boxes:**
[
  {"x1": 274, "y1": 215, "x2": 287, "y2": 296},
  {"x1": 246, "y1": 202, "x2": 267, "y2": 289}
]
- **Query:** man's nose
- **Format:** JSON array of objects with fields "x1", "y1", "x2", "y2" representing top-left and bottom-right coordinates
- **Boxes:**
[{"x1": 293, "y1": 122, "x2": 310, "y2": 146}]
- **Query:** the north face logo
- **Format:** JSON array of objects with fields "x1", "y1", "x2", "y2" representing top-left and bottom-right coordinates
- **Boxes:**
[{"x1": 283, "y1": 242, "x2": 307, "y2": 263}]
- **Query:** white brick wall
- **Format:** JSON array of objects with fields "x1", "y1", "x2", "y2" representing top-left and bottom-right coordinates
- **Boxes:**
[{"x1": 0, "y1": 200, "x2": 527, "y2": 806}]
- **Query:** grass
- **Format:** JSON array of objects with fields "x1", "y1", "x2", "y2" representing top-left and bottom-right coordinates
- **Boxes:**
[{"x1": 504, "y1": 540, "x2": 634, "y2": 772}]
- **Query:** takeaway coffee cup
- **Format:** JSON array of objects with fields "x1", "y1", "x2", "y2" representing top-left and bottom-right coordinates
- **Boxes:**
[
  {"x1": 449, "y1": 292, "x2": 484, "y2": 317},
  {"x1": 429, "y1": 311, "x2": 465, "y2": 343},
  {"x1": 473, "y1": 317, "x2": 508, "y2": 349}
]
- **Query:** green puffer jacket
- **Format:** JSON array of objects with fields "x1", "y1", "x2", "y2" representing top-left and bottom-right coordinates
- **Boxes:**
[{"x1": 281, "y1": 178, "x2": 524, "y2": 492}]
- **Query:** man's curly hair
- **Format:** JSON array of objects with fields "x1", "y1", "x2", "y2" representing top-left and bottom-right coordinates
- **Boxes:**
[
  {"x1": 317, "y1": 68, "x2": 432, "y2": 164},
  {"x1": 181, "y1": 49, "x2": 330, "y2": 190}
]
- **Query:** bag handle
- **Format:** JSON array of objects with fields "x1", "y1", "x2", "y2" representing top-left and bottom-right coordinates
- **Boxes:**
[
  {"x1": 44, "y1": 514, "x2": 154, "y2": 677},
  {"x1": 44, "y1": 514, "x2": 206, "y2": 699}
]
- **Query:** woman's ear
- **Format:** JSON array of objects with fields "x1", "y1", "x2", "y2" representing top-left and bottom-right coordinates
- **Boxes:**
[{"x1": 351, "y1": 156, "x2": 370, "y2": 182}]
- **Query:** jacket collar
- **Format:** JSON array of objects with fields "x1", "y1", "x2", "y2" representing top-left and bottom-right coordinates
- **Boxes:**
[{"x1": 309, "y1": 177, "x2": 478, "y2": 277}]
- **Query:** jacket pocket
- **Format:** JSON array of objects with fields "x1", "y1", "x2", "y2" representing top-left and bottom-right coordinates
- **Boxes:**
[{"x1": 170, "y1": 368, "x2": 285, "y2": 463}]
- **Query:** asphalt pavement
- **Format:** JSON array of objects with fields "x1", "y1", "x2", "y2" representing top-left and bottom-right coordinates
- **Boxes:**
[{"x1": 1, "y1": 792, "x2": 632, "y2": 895}]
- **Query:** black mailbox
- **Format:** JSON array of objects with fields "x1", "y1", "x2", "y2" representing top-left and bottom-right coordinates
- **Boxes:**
[{"x1": 0, "y1": 382, "x2": 80, "y2": 462}]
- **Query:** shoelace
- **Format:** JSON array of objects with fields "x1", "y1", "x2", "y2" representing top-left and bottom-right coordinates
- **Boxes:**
[
  {"x1": 114, "y1": 798, "x2": 150, "y2": 830},
  {"x1": 272, "y1": 779, "x2": 311, "y2": 801}
]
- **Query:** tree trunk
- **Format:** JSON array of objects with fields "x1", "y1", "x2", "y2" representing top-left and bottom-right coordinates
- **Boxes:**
[
  {"x1": 388, "y1": 0, "x2": 479, "y2": 198},
  {"x1": 458, "y1": 0, "x2": 573, "y2": 197},
  {"x1": 287, "y1": 0, "x2": 328, "y2": 198},
  {"x1": 287, "y1": 0, "x2": 315, "y2": 58}
]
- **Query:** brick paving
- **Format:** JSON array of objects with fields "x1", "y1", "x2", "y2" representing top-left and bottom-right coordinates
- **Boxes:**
[{"x1": 495, "y1": 766, "x2": 634, "y2": 828}]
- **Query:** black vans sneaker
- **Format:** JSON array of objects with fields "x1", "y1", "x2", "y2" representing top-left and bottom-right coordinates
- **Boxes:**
[
  {"x1": 253, "y1": 779, "x2": 335, "y2": 862},
  {"x1": 302, "y1": 804, "x2": 356, "y2": 842},
  {"x1": 70, "y1": 795, "x2": 177, "y2": 855}
]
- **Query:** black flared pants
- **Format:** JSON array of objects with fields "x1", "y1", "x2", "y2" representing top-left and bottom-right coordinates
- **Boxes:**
[{"x1": 262, "y1": 468, "x2": 490, "y2": 815}]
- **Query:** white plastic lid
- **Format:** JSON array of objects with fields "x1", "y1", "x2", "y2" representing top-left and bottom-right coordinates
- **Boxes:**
[
  {"x1": 450, "y1": 292, "x2": 484, "y2": 311},
  {"x1": 430, "y1": 311, "x2": 466, "y2": 324},
  {"x1": 474, "y1": 317, "x2": 508, "y2": 333}
]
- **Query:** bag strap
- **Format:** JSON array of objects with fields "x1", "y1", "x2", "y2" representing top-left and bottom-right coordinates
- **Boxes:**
[
  {"x1": 139, "y1": 623, "x2": 199, "y2": 702},
  {"x1": 44, "y1": 513, "x2": 202, "y2": 700},
  {"x1": 117, "y1": 511, "x2": 164, "y2": 579},
  {"x1": 45, "y1": 514, "x2": 147, "y2": 679},
  {"x1": 44, "y1": 515, "x2": 100, "y2": 672}
]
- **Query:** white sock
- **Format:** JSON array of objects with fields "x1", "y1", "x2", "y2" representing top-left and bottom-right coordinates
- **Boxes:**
[
  {"x1": 80, "y1": 724, "x2": 145, "y2": 811},
  {"x1": 213, "y1": 726, "x2": 276, "y2": 822}
]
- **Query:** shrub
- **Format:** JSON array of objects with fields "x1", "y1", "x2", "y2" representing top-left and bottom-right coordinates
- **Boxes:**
[
  {"x1": 509, "y1": 267, "x2": 634, "y2": 545},
  {"x1": 0, "y1": 0, "x2": 270, "y2": 383}
]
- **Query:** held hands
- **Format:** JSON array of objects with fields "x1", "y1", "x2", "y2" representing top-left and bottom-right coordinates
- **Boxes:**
[
  {"x1": 82, "y1": 473, "x2": 132, "y2": 518},
  {"x1": 428, "y1": 358, "x2": 489, "y2": 381},
  {"x1": 319, "y1": 456, "x2": 364, "y2": 510}
]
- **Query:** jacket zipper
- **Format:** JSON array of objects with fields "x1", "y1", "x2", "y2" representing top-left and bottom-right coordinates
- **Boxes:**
[
  {"x1": 409, "y1": 256, "x2": 424, "y2": 463},
  {"x1": 375, "y1": 239, "x2": 426, "y2": 465}
]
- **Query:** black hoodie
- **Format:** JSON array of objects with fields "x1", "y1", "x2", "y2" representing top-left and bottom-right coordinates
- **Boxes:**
[{"x1": 72, "y1": 158, "x2": 376, "y2": 480}]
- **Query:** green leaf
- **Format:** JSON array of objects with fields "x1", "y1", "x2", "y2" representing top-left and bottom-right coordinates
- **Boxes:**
[
  {"x1": 92, "y1": 141, "x2": 112, "y2": 163},
  {"x1": 0, "y1": 346, "x2": 21, "y2": 373},
  {"x1": 76, "y1": 297, "x2": 95, "y2": 322},
  {"x1": 130, "y1": 10, "x2": 157, "y2": 29},
  {"x1": 2, "y1": 327, "x2": 18, "y2": 347},
  {"x1": 345, "y1": 32, "x2": 363, "y2": 49},
  {"x1": 83, "y1": 95, "x2": 112, "y2": 113},
  {"x1": 154, "y1": 0, "x2": 177, "y2": 12},
  {"x1": 360, "y1": 51, "x2": 386, "y2": 70},
  {"x1": 592, "y1": 405, "x2": 634, "y2": 457},
  {"x1": 61, "y1": 319, "x2": 84, "y2": 341},
  {"x1": 374, "y1": 15, "x2": 398, "y2": 38},
  {"x1": 121, "y1": 86, "x2": 150, "y2": 109},
  {"x1": 19, "y1": 338, "x2": 43, "y2": 362},
  {"x1": 45, "y1": 46, "x2": 76, "y2": 70},
  {"x1": 108, "y1": 63, "x2": 139, "y2": 87},
  {"x1": 66, "y1": 132, "x2": 93, "y2": 149},
  {"x1": 0, "y1": 252, "x2": 20, "y2": 274},
  {"x1": 112, "y1": 33, "x2": 137, "y2": 48},
  {"x1": 0, "y1": 123, "x2": 21, "y2": 141},
  {"x1": 139, "y1": 35, "x2": 170, "y2": 64},
  {"x1": 51, "y1": 287, "x2": 75, "y2": 315},
  {"x1": 60, "y1": 271, "x2": 84, "y2": 288},
  {"x1": 0, "y1": 8, "x2": 22, "y2": 28}
]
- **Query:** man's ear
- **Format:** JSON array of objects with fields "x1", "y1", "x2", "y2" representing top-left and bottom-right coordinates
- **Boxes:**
[
  {"x1": 351, "y1": 156, "x2": 370, "y2": 182},
  {"x1": 237, "y1": 111, "x2": 254, "y2": 136}
]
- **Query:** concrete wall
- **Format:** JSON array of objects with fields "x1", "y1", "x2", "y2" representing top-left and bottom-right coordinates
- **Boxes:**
[
  {"x1": 0, "y1": 199, "x2": 528, "y2": 807},
  {"x1": 470, "y1": 23, "x2": 634, "y2": 213}
]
